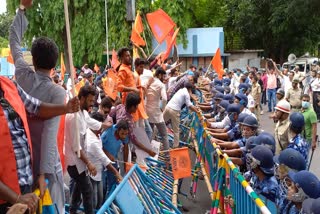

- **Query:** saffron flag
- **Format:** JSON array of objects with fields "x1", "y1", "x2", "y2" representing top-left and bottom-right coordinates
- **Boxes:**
[
  {"x1": 169, "y1": 147, "x2": 191, "y2": 179},
  {"x1": 211, "y1": 48, "x2": 224, "y2": 80},
  {"x1": 74, "y1": 79, "x2": 85, "y2": 95},
  {"x1": 131, "y1": 12, "x2": 146, "y2": 46},
  {"x1": 60, "y1": 53, "x2": 66, "y2": 81},
  {"x1": 111, "y1": 49, "x2": 120, "y2": 69},
  {"x1": 103, "y1": 69, "x2": 118, "y2": 101},
  {"x1": 6, "y1": 51, "x2": 14, "y2": 64},
  {"x1": 57, "y1": 114, "x2": 65, "y2": 172},
  {"x1": 146, "y1": 9, "x2": 176, "y2": 44},
  {"x1": 162, "y1": 28, "x2": 179, "y2": 62}
]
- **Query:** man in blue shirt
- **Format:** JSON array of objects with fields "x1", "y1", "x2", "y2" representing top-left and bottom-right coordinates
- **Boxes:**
[{"x1": 101, "y1": 120, "x2": 129, "y2": 196}]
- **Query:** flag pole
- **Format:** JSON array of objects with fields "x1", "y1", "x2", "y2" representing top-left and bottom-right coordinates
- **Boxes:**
[
  {"x1": 142, "y1": 30, "x2": 149, "y2": 56},
  {"x1": 204, "y1": 62, "x2": 212, "y2": 77},
  {"x1": 105, "y1": 0, "x2": 109, "y2": 65},
  {"x1": 63, "y1": 0, "x2": 81, "y2": 158},
  {"x1": 147, "y1": 42, "x2": 161, "y2": 60}
]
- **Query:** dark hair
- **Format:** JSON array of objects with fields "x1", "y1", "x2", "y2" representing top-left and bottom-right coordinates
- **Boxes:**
[
  {"x1": 90, "y1": 112, "x2": 105, "y2": 122},
  {"x1": 116, "y1": 119, "x2": 129, "y2": 130},
  {"x1": 134, "y1": 58, "x2": 146, "y2": 67},
  {"x1": 253, "y1": 75, "x2": 258, "y2": 82},
  {"x1": 125, "y1": 92, "x2": 141, "y2": 109},
  {"x1": 184, "y1": 82, "x2": 194, "y2": 90},
  {"x1": 78, "y1": 85, "x2": 97, "y2": 99},
  {"x1": 193, "y1": 71, "x2": 199, "y2": 83},
  {"x1": 302, "y1": 94, "x2": 310, "y2": 99},
  {"x1": 164, "y1": 57, "x2": 172, "y2": 64},
  {"x1": 31, "y1": 37, "x2": 59, "y2": 69},
  {"x1": 155, "y1": 67, "x2": 166, "y2": 77},
  {"x1": 100, "y1": 97, "x2": 113, "y2": 109},
  {"x1": 117, "y1": 47, "x2": 130, "y2": 59}
]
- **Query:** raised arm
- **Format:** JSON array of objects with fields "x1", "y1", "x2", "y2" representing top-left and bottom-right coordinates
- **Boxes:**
[{"x1": 9, "y1": 8, "x2": 34, "y2": 81}]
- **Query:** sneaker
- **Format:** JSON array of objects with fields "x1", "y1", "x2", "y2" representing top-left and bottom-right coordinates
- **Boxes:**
[{"x1": 260, "y1": 111, "x2": 264, "y2": 115}]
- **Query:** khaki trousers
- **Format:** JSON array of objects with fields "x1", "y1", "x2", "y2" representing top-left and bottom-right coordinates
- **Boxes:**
[{"x1": 163, "y1": 107, "x2": 180, "y2": 147}]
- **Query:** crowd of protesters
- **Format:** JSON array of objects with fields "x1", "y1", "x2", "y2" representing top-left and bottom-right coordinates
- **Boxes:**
[{"x1": 1, "y1": 1, "x2": 320, "y2": 214}]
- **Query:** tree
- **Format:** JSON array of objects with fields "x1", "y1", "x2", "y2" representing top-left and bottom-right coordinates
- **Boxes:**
[
  {"x1": 222, "y1": 0, "x2": 320, "y2": 63},
  {"x1": 0, "y1": 36, "x2": 9, "y2": 48},
  {"x1": 7, "y1": 0, "x2": 106, "y2": 67},
  {"x1": 0, "y1": 12, "x2": 14, "y2": 39}
]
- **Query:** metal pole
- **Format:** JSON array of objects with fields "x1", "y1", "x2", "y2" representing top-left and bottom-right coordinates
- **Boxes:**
[{"x1": 105, "y1": 0, "x2": 109, "y2": 65}]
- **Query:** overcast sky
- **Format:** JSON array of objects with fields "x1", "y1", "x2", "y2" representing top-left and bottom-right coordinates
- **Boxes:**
[{"x1": 0, "y1": 0, "x2": 7, "y2": 14}]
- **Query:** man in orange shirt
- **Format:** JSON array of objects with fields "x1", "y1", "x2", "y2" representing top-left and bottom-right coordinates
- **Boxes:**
[{"x1": 117, "y1": 48, "x2": 148, "y2": 126}]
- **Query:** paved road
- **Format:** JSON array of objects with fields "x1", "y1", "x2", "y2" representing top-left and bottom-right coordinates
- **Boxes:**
[{"x1": 181, "y1": 105, "x2": 320, "y2": 213}]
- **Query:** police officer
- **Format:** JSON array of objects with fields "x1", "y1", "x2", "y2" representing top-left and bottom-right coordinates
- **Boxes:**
[
  {"x1": 288, "y1": 112, "x2": 309, "y2": 162},
  {"x1": 217, "y1": 115, "x2": 258, "y2": 151},
  {"x1": 207, "y1": 104, "x2": 241, "y2": 139},
  {"x1": 281, "y1": 170, "x2": 320, "y2": 213},
  {"x1": 274, "y1": 100, "x2": 291, "y2": 154},
  {"x1": 234, "y1": 93, "x2": 257, "y2": 118},
  {"x1": 224, "y1": 94, "x2": 234, "y2": 104},
  {"x1": 276, "y1": 88, "x2": 285, "y2": 102},
  {"x1": 286, "y1": 78, "x2": 302, "y2": 112},
  {"x1": 214, "y1": 100, "x2": 229, "y2": 122},
  {"x1": 246, "y1": 145, "x2": 278, "y2": 203},
  {"x1": 273, "y1": 148, "x2": 307, "y2": 212},
  {"x1": 222, "y1": 78, "x2": 231, "y2": 87},
  {"x1": 226, "y1": 113, "x2": 250, "y2": 142}
]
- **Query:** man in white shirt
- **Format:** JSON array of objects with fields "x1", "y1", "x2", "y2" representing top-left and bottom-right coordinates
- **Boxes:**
[
  {"x1": 145, "y1": 67, "x2": 169, "y2": 151},
  {"x1": 163, "y1": 82, "x2": 199, "y2": 147},
  {"x1": 86, "y1": 112, "x2": 121, "y2": 209},
  {"x1": 64, "y1": 85, "x2": 112, "y2": 214}
]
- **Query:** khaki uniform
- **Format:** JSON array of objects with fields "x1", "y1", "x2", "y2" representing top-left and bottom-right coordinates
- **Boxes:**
[
  {"x1": 294, "y1": 71, "x2": 304, "y2": 82},
  {"x1": 286, "y1": 87, "x2": 302, "y2": 112},
  {"x1": 251, "y1": 83, "x2": 262, "y2": 121},
  {"x1": 275, "y1": 118, "x2": 290, "y2": 155}
]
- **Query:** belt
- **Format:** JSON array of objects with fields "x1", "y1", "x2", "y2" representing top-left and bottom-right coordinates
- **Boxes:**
[{"x1": 291, "y1": 106, "x2": 301, "y2": 109}]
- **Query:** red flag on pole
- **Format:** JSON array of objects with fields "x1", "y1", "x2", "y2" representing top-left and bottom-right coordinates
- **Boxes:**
[
  {"x1": 146, "y1": 9, "x2": 176, "y2": 44},
  {"x1": 111, "y1": 49, "x2": 120, "y2": 69},
  {"x1": 161, "y1": 28, "x2": 179, "y2": 62},
  {"x1": 130, "y1": 12, "x2": 146, "y2": 47},
  {"x1": 211, "y1": 48, "x2": 224, "y2": 80}
]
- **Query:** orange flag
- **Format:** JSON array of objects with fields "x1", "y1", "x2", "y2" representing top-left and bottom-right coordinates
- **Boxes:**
[
  {"x1": 6, "y1": 51, "x2": 14, "y2": 64},
  {"x1": 130, "y1": 12, "x2": 146, "y2": 47},
  {"x1": 111, "y1": 49, "x2": 120, "y2": 69},
  {"x1": 94, "y1": 63, "x2": 100, "y2": 72},
  {"x1": 162, "y1": 28, "x2": 179, "y2": 62},
  {"x1": 60, "y1": 53, "x2": 66, "y2": 81},
  {"x1": 74, "y1": 79, "x2": 85, "y2": 95},
  {"x1": 211, "y1": 48, "x2": 224, "y2": 80},
  {"x1": 125, "y1": 162, "x2": 147, "y2": 173},
  {"x1": 146, "y1": 9, "x2": 176, "y2": 44},
  {"x1": 103, "y1": 68, "x2": 118, "y2": 101},
  {"x1": 169, "y1": 147, "x2": 191, "y2": 179}
]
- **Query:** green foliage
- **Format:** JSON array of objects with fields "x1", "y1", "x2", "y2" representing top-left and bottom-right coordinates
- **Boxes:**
[
  {"x1": 7, "y1": 0, "x2": 320, "y2": 65},
  {"x1": 0, "y1": 36, "x2": 9, "y2": 48},
  {"x1": 223, "y1": 0, "x2": 320, "y2": 62},
  {"x1": 0, "y1": 13, "x2": 14, "y2": 39}
]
